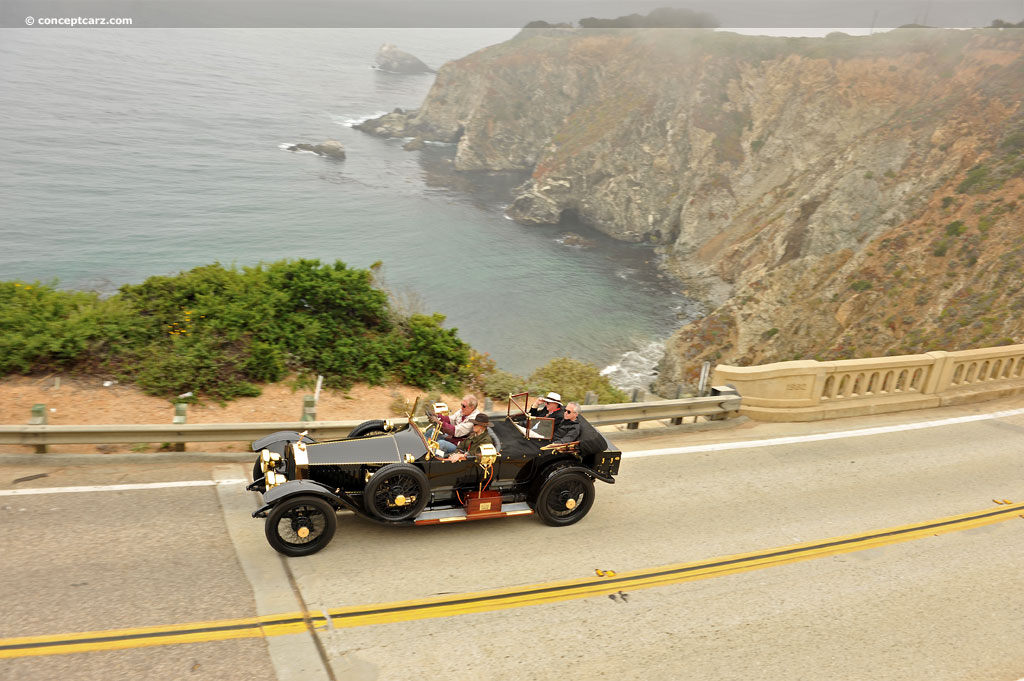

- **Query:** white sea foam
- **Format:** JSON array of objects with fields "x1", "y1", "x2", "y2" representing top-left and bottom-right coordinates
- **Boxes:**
[
  {"x1": 333, "y1": 111, "x2": 389, "y2": 127},
  {"x1": 601, "y1": 340, "x2": 666, "y2": 391},
  {"x1": 279, "y1": 143, "x2": 318, "y2": 154},
  {"x1": 615, "y1": 267, "x2": 638, "y2": 281}
]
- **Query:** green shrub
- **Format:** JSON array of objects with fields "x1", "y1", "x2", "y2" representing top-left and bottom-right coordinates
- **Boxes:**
[
  {"x1": 459, "y1": 350, "x2": 497, "y2": 396},
  {"x1": 957, "y1": 165, "x2": 1000, "y2": 194},
  {"x1": 850, "y1": 280, "x2": 872, "y2": 291},
  {"x1": 1001, "y1": 130, "x2": 1024, "y2": 154},
  {"x1": 945, "y1": 220, "x2": 966, "y2": 236},
  {"x1": 0, "y1": 281, "x2": 140, "y2": 374},
  {"x1": 2, "y1": 259, "x2": 474, "y2": 400},
  {"x1": 527, "y1": 357, "x2": 628, "y2": 404},
  {"x1": 482, "y1": 370, "x2": 529, "y2": 399},
  {"x1": 386, "y1": 313, "x2": 469, "y2": 391}
]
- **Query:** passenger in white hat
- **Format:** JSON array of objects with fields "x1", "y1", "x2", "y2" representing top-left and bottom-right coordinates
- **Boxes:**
[{"x1": 529, "y1": 391, "x2": 565, "y2": 427}]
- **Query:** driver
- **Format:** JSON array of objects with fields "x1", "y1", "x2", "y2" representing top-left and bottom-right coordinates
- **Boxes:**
[
  {"x1": 427, "y1": 394, "x2": 480, "y2": 455},
  {"x1": 447, "y1": 413, "x2": 494, "y2": 462}
]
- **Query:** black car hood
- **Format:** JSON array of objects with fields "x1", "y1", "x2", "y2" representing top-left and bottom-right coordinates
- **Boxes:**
[{"x1": 301, "y1": 427, "x2": 422, "y2": 465}]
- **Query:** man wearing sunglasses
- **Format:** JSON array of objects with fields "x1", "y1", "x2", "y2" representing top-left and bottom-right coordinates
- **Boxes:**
[
  {"x1": 553, "y1": 401, "x2": 582, "y2": 445},
  {"x1": 427, "y1": 394, "x2": 480, "y2": 455}
]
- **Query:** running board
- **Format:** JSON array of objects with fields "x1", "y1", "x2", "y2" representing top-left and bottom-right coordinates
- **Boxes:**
[{"x1": 414, "y1": 502, "x2": 534, "y2": 525}]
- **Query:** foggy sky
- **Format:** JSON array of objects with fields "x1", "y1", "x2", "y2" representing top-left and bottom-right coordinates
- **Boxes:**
[{"x1": 3, "y1": 0, "x2": 1023, "y2": 28}]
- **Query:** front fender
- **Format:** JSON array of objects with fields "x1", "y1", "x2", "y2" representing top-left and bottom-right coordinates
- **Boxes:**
[
  {"x1": 253, "y1": 480, "x2": 353, "y2": 517},
  {"x1": 252, "y1": 430, "x2": 314, "y2": 453}
]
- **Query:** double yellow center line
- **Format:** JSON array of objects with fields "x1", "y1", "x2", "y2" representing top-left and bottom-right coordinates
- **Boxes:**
[{"x1": 3, "y1": 502, "x2": 1021, "y2": 658}]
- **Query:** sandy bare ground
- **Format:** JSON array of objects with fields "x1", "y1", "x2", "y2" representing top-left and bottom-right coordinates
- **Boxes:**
[{"x1": 0, "y1": 373, "x2": 472, "y2": 454}]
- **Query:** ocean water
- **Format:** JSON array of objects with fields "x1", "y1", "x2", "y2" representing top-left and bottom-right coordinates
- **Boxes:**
[{"x1": 0, "y1": 28, "x2": 697, "y2": 384}]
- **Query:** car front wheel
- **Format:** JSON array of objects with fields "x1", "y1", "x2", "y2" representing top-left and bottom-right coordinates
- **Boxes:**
[
  {"x1": 535, "y1": 470, "x2": 595, "y2": 527},
  {"x1": 265, "y1": 495, "x2": 337, "y2": 557}
]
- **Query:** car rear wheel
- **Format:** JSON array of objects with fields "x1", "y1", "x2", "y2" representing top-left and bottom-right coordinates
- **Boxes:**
[
  {"x1": 363, "y1": 463, "x2": 429, "y2": 521},
  {"x1": 535, "y1": 470, "x2": 595, "y2": 527},
  {"x1": 265, "y1": 495, "x2": 337, "y2": 557}
]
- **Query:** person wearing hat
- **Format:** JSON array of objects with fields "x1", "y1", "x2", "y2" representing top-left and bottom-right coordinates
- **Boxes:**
[
  {"x1": 447, "y1": 413, "x2": 494, "y2": 462},
  {"x1": 529, "y1": 391, "x2": 565, "y2": 428}
]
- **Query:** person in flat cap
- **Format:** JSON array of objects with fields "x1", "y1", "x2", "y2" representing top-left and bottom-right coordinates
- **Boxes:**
[
  {"x1": 448, "y1": 413, "x2": 494, "y2": 462},
  {"x1": 529, "y1": 391, "x2": 565, "y2": 429}
]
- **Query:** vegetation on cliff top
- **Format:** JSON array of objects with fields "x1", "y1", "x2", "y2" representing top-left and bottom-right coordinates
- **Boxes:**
[
  {"x1": 0, "y1": 260, "x2": 475, "y2": 401},
  {"x1": 1, "y1": 259, "x2": 628, "y2": 404}
]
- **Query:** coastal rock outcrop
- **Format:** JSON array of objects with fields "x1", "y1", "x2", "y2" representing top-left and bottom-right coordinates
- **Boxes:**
[
  {"x1": 287, "y1": 140, "x2": 346, "y2": 159},
  {"x1": 357, "y1": 28, "x2": 1024, "y2": 389},
  {"x1": 374, "y1": 44, "x2": 435, "y2": 74}
]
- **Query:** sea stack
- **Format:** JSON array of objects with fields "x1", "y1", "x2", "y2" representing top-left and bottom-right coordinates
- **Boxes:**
[
  {"x1": 374, "y1": 44, "x2": 435, "y2": 73},
  {"x1": 287, "y1": 140, "x2": 346, "y2": 159}
]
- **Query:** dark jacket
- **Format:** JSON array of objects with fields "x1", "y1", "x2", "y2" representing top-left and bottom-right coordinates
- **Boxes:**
[
  {"x1": 457, "y1": 427, "x2": 494, "y2": 457},
  {"x1": 553, "y1": 418, "x2": 581, "y2": 444}
]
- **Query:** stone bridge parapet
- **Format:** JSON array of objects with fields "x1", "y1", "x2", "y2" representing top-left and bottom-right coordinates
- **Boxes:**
[{"x1": 713, "y1": 344, "x2": 1024, "y2": 421}]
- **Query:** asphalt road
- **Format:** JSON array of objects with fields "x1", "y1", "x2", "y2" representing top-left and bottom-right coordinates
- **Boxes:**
[{"x1": 2, "y1": 397, "x2": 1023, "y2": 681}]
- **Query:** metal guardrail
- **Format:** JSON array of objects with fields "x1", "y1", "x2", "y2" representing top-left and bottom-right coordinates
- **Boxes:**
[{"x1": 0, "y1": 394, "x2": 741, "y2": 448}]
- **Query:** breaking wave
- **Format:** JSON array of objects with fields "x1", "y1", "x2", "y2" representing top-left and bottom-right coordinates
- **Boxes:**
[
  {"x1": 278, "y1": 142, "x2": 317, "y2": 154},
  {"x1": 332, "y1": 112, "x2": 389, "y2": 127},
  {"x1": 601, "y1": 340, "x2": 666, "y2": 392}
]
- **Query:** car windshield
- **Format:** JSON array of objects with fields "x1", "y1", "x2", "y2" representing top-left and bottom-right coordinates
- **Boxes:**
[
  {"x1": 506, "y1": 393, "x2": 555, "y2": 440},
  {"x1": 508, "y1": 392, "x2": 529, "y2": 420},
  {"x1": 406, "y1": 396, "x2": 432, "y2": 451},
  {"x1": 528, "y1": 417, "x2": 554, "y2": 439}
]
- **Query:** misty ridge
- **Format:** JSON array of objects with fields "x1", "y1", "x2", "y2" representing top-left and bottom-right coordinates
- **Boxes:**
[{"x1": 358, "y1": 17, "x2": 1024, "y2": 393}]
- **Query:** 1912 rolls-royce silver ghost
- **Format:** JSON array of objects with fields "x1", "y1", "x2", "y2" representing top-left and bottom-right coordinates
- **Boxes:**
[{"x1": 247, "y1": 394, "x2": 622, "y2": 556}]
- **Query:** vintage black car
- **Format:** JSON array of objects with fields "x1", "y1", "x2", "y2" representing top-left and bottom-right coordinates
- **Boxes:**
[{"x1": 247, "y1": 394, "x2": 622, "y2": 556}]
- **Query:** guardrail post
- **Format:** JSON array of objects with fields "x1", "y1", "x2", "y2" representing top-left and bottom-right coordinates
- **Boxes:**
[
  {"x1": 483, "y1": 397, "x2": 493, "y2": 411},
  {"x1": 30, "y1": 404, "x2": 48, "y2": 454},
  {"x1": 671, "y1": 385, "x2": 687, "y2": 425},
  {"x1": 584, "y1": 391, "x2": 598, "y2": 405},
  {"x1": 172, "y1": 403, "x2": 187, "y2": 452},
  {"x1": 301, "y1": 395, "x2": 317, "y2": 422},
  {"x1": 627, "y1": 388, "x2": 644, "y2": 430},
  {"x1": 708, "y1": 386, "x2": 740, "y2": 420}
]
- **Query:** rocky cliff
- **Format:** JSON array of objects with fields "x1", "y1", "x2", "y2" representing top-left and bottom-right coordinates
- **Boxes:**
[{"x1": 357, "y1": 28, "x2": 1024, "y2": 391}]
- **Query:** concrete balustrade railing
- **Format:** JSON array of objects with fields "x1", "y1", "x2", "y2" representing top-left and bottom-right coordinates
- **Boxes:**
[{"x1": 713, "y1": 343, "x2": 1024, "y2": 421}]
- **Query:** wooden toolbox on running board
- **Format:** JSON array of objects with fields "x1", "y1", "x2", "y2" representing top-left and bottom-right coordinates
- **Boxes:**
[{"x1": 466, "y1": 490, "x2": 502, "y2": 516}]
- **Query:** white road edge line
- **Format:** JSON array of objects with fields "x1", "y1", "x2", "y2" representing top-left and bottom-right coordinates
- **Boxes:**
[
  {"x1": 622, "y1": 406, "x2": 1024, "y2": 459},
  {"x1": 0, "y1": 478, "x2": 248, "y2": 496}
]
